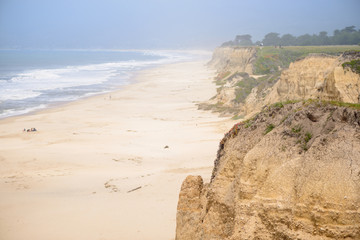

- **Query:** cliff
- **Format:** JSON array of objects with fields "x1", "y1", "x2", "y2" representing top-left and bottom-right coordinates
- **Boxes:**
[
  {"x1": 266, "y1": 51, "x2": 360, "y2": 105},
  {"x1": 176, "y1": 101, "x2": 360, "y2": 240},
  {"x1": 207, "y1": 47, "x2": 257, "y2": 75},
  {"x1": 203, "y1": 47, "x2": 360, "y2": 118}
]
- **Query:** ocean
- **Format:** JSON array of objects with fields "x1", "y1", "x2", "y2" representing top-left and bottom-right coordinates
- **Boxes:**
[{"x1": 0, "y1": 49, "x2": 194, "y2": 119}]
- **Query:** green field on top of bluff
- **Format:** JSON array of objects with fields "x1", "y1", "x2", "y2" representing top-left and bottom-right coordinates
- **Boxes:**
[{"x1": 253, "y1": 45, "x2": 360, "y2": 74}]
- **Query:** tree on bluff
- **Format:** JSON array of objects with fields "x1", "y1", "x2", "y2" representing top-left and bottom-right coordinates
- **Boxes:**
[
  {"x1": 263, "y1": 32, "x2": 281, "y2": 46},
  {"x1": 318, "y1": 31, "x2": 330, "y2": 45},
  {"x1": 222, "y1": 26, "x2": 360, "y2": 47},
  {"x1": 332, "y1": 26, "x2": 360, "y2": 45},
  {"x1": 280, "y1": 34, "x2": 296, "y2": 46},
  {"x1": 296, "y1": 34, "x2": 313, "y2": 46},
  {"x1": 264, "y1": 26, "x2": 360, "y2": 46},
  {"x1": 234, "y1": 34, "x2": 253, "y2": 46},
  {"x1": 341, "y1": 26, "x2": 357, "y2": 33},
  {"x1": 221, "y1": 34, "x2": 254, "y2": 47}
]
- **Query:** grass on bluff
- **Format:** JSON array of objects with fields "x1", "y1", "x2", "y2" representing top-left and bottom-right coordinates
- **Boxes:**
[
  {"x1": 234, "y1": 74, "x2": 258, "y2": 103},
  {"x1": 264, "y1": 124, "x2": 275, "y2": 135},
  {"x1": 270, "y1": 99, "x2": 360, "y2": 110},
  {"x1": 253, "y1": 45, "x2": 360, "y2": 75},
  {"x1": 212, "y1": 46, "x2": 360, "y2": 117},
  {"x1": 233, "y1": 72, "x2": 282, "y2": 104},
  {"x1": 342, "y1": 59, "x2": 360, "y2": 74},
  {"x1": 326, "y1": 100, "x2": 360, "y2": 110}
]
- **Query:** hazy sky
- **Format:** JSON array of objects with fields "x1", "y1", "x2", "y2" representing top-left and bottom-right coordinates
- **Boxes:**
[{"x1": 0, "y1": 0, "x2": 359, "y2": 49}]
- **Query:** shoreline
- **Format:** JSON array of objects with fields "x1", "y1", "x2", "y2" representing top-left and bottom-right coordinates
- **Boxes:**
[
  {"x1": 0, "y1": 60, "x2": 235, "y2": 240},
  {"x1": 0, "y1": 62, "x2": 160, "y2": 122},
  {"x1": 0, "y1": 49, "x2": 211, "y2": 121}
]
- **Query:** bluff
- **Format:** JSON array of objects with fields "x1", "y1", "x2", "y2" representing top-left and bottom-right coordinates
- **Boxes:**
[
  {"x1": 207, "y1": 47, "x2": 257, "y2": 75},
  {"x1": 266, "y1": 51, "x2": 360, "y2": 105},
  {"x1": 176, "y1": 101, "x2": 360, "y2": 240},
  {"x1": 203, "y1": 47, "x2": 360, "y2": 118}
]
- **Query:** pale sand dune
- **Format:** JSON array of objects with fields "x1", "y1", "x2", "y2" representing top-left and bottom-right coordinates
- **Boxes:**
[{"x1": 0, "y1": 61, "x2": 235, "y2": 240}]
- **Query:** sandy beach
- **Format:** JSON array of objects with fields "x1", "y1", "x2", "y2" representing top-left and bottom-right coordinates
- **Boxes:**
[{"x1": 0, "y1": 60, "x2": 235, "y2": 240}]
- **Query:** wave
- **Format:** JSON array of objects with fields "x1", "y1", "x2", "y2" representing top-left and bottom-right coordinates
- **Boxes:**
[
  {"x1": 0, "y1": 50, "x2": 195, "y2": 118},
  {"x1": 0, "y1": 52, "x2": 181, "y2": 101},
  {"x1": 0, "y1": 104, "x2": 48, "y2": 119}
]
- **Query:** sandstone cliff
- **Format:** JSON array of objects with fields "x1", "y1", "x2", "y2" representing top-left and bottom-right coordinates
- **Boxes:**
[
  {"x1": 176, "y1": 101, "x2": 360, "y2": 240},
  {"x1": 204, "y1": 47, "x2": 360, "y2": 119},
  {"x1": 266, "y1": 52, "x2": 360, "y2": 105},
  {"x1": 207, "y1": 47, "x2": 257, "y2": 75}
]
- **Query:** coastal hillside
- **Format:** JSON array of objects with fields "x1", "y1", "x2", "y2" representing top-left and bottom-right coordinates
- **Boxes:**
[
  {"x1": 207, "y1": 47, "x2": 257, "y2": 75},
  {"x1": 176, "y1": 101, "x2": 360, "y2": 240},
  {"x1": 266, "y1": 51, "x2": 360, "y2": 105},
  {"x1": 201, "y1": 46, "x2": 360, "y2": 118}
]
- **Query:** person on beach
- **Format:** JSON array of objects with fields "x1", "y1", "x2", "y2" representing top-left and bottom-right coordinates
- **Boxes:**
[{"x1": 24, "y1": 128, "x2": 37, "y2": 132}]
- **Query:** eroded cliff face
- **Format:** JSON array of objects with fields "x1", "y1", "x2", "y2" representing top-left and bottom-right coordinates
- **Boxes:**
[
  {"x1": 176, "y1": 102, "x2": 360, "y2": 240},
  {"x1": 207, "y1": 47, "x2": 257, "y2": 74},
  {"x1": 206, "y1": 48, "x2": 360, "y2": 119},
  {"x1": 266, "y1": 53, "x2": 360, "y2": 105}
]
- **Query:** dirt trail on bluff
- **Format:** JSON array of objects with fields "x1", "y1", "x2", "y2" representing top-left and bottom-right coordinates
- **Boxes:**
[{"x1": 176, "y1": 101, "x2": 360, "y2": 240}]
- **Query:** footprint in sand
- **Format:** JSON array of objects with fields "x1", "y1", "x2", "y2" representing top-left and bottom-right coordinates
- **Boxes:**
[
  {"x1": 104, "y1": 179, "x2": 119, "y2": 193},
  {"x1": 103, "y1": 174, "x2": 153, "y2": 193},
  {"x1": 112, "y1": 156, "x2": 142, "y2": 165},
  {"x1": 4, "y1": 174, "x2": 31, "y2": 190}
]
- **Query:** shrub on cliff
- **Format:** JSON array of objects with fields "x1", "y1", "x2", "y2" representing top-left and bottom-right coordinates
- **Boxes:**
[{"x1": 342, "y1": 59, "x2": 360, "y2": 74}]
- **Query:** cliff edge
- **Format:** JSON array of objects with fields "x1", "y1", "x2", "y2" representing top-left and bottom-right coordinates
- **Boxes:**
[
  {"x1": 176, "y1": 101, "x2": 360, "y2": 240},
  {"x1": 266, "y1": 51, "x2": 360, "y2": 105},
  {"x1": 207, "y1": 47, "x2": 257, "y2": 75},
  {"x1": 203, "y1": 47, "x2": 360, "y2": 119}
]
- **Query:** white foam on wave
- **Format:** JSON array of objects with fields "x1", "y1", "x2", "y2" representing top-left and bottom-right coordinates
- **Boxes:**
[
  {"x1": 0, "y1": 104, "x2": 48, "y2": 119},
  {"x1": 0, "y1": 51, "x2": 189, "y2": 102},
  {"x1": 0, "y1": 61, "x2": 125, "y2": 101},
  {"x1": 0, "y1": 87, "x2": 42, "y2": 101},
  {"x1": 0, "y1": 50, "x2": 196, "y2": 118}
]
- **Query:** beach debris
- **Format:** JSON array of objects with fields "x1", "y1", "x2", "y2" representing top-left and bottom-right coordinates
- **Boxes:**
[
  {"x1": 127, "y1": 186, "x2": 142, "y2": 193},
  {"x1": 104, "y1": 179, "x2": 119, "y2": 193},
  {"x1": 164, "y1": 145, "x2": 169, "y2": 149},
  {"x1": 24, "y1": 128, "x2": 37, "y2": 132}
]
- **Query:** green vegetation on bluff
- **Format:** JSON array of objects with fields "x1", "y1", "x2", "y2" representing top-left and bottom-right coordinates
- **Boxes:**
[
  {"x1": 234, "y1": 73, "x2": 257, "y2": 103},
  {"x1": 342, "y1": 59, "x2": 360, "y2": 74},
  {"x1": 253, "y1": 45, "x2": 360, "y2": 74},
  {"x1": 222, "y1": 26, "x2": 360, "y2": 47},
  {"x1": 270, "y1": 99, "x2": 360, "y2": 110},
  {"x1": 215, "y1": 45, "x2": 360, "y2": 106},
  {"x1": 207, "y1": 45, "x2": 360, "y2": 117},
  {"x1": 250, "y1": 46, "x2": 360, "y2": 104}
]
